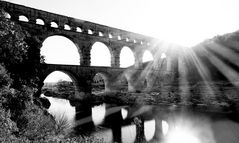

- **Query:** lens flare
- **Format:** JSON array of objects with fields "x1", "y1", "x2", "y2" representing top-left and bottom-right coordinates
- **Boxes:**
[
  {"x1": 165, "y1": 126, "x2": 201, "y2": 143},
  {"x1": 162, "y1": 115, "x2": 216, "y2": 143},
  {"x1": 162, "y1": 120, "x2": 169, "y2": 136}
]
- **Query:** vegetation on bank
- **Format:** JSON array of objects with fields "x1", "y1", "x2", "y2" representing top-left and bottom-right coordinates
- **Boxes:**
[
  {"x1": 42, "y1": 79, "x2": 239, "y2": 114},
  {"x1": 0, "y1": 9, "x2": 104, "y2": 142}
]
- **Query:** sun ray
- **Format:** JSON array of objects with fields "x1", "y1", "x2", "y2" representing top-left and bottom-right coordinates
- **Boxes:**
[
  {"x1": 206, "y1": 41, "x2": 239, "y2": 68},
  {"x1": 206, "y1": 50, "x2": 239, "y2": 88},
  {"x1": 178, "y1": 49, "x2": 190, "y2": 104},
  {"x1": 181, "y1": 46, "x2": 216, "y2": 102}
]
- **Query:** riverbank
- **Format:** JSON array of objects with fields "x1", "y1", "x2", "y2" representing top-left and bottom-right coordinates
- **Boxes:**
[
  {"x1": 42, "y1": 80, "x2": 239, "y2": 113},
  {"x1": 90, "y1": 81, "x2": 239, "y2": 113}
]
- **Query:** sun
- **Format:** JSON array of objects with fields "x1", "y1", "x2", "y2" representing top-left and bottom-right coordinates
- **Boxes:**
[{"x1": 129, "y1": 0, "x2": 239, "y2": 47}]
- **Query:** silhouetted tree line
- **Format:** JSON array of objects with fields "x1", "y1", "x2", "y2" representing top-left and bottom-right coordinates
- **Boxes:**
[{"x1": 43, "y1": 80, "x2": 75, "y2": 99}]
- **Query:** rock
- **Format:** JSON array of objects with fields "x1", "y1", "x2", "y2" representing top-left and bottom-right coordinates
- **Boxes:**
[{"x1": 39, "y1": 97, "x2": 51, "y2": 109}]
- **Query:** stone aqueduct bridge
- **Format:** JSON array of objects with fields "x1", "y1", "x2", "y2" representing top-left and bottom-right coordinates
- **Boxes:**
[{"x1": 1, "y1": 1, "x2": 179, "y2": 98}]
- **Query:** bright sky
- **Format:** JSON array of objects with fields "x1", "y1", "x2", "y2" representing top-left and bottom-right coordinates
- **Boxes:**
[
  {"x1": 7, "y1": 0, "x2": 239, "y2": 81},
  {"x1": 8, "y1": 0, "x2": 239, "y2": 47}
]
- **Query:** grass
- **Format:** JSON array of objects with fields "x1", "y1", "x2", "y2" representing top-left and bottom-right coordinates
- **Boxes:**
[{"x1": 54, "y1": 113, "x2": 73, "y2": 135}]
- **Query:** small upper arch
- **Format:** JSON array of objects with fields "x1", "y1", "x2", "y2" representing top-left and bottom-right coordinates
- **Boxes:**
[
  {"x1": 19, "y1": 15, "x2": 29, "y2": 22},
  {"x1": 99, "y1": 31, "x2": 104, "y2": 37},
  {"x1": 76, "y1": 27, "x2": 83, "y2": 32},
  {"x1": 64, "y1": 24, "x2": 71, "y2": 30},
  {"x1": 36, "y1": 18, "x2": 45, "y2": 25},
  {"x1": 4, "y1": 11, "x2": 11, "y2": 19},
  {"x1": 50, "y1": 21, "x2": 58, "y2": 28},
  {"x1": 88, "y1": 29, "x2": 94, "y2": 35}
]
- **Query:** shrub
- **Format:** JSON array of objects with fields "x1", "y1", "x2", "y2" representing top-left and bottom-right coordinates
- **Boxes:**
[
  {"x1": 17, "y1": 102, "x2": 56, "y2": 141},
  {"x1": 0, "y1": 105, "x2": 31, "y2": 143}
]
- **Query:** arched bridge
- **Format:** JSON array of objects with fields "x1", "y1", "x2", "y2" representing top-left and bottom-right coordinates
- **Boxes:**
[
  {"x1": 41, "y1": 64, "x2": 175, "y2": 99},
  {"x1": 1, "y1": 1, "x2": 179, "y2": 99}
]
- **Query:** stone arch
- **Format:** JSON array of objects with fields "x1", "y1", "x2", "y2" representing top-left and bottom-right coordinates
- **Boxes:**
[
  {"x1": 120, "y1": 46, "x2": 135, "y2": 68},
  {"x1": 160, "y1": 52, "x2": 167, "y2": 70},
  {"x1": 116, "y1": 74, "x2": 130, "y2": 92},
  {"x1": 4, "y1": 11, "x2": 11, "y2": 19},
  {"x1": 50, "y1": 21, "x2": 58, "y2": 28},
  {"x1": 142, "y1": 50, "x2": 154, "y2": 63},
  {"x1": 36, "y1": 18, "x2": 45, "y2": 25},
  {"x1": 92, "y1": 72, "x2": 110, "y2": 93},
  {"x1": 161, "y1": 52, "x2": 167, "y2": 59},
  {"x1": 42, "y1": 70, "x2": 81, "y2": 99},
  {"x1": 40, "y1": 35, "x2": 81, "y2": 65},
  {"x1": 19, "y1": 15, "x2": 29, "y2": 22},
  {"x1": 76, "y1": 27, "x2": 82, "y2": 32},
  {"x1": 152, "y1": 50, "x2": 168, "y2": 70},
  {"x1": 88, "y1": 29, "x2": 94, "y2": 35},
  {"x1": 99, "y1": 31, "x2": 104, "y2": 37},
  {"x1": 90, "y1": 42, "x2": 112, "y2": 67},
  {"x1": 64, "y1": 24, "x2": 71, "y2": 30}
]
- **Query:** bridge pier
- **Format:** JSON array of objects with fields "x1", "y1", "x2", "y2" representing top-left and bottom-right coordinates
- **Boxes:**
[
  {"x1": 134, "y1": 49, "x2": 144, "y2": 69},
  {"x1": 104, "y1": 105, "x2": 124, "y2": 143},
  {"x1": 78, "y1": 41, "x2": 92, "y2": 66},
  {"x1": 71, "y1": 76, "x2": 92, "y2": 100},
  {"x1": 74, "y1": 105, "x2": 95, "y2": 134},
  {"x1": 111, "y1": 44, "x2": 121, "y2": 68}
]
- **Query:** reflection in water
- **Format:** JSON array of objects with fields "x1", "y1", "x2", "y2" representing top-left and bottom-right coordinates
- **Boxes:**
[
  {"x1": 164, "y1": 124, "x2": 201, "y2": 143},
  {"x1": 41, "y1": 94, "x2": 75, "y2": 126},
  {"x1": 93, "y1": 129, "x2": 113, "y2": 143},
  {"x1": 42, "y1": 96, "x2": 239, "y2": 143},
  {"x1": 92, "y1": 103, "x2": 106, "y2": 125},
  {"x1": 163, "y1": 115, "x2": 215, "y2": 143},
  {"x1": 162, "y1": 120, "x2": 169, "y2": 136},
  {"x1": 121, "y1": 125, "x2": 136, "y2": 143},
  {"x1": 121, "y1": 108, "x2": 128, "y2": 120},
  {"x1": 166, "y1": 129, "x2": 200, "y2": 143},
  {"x1": 144, "y1": 119, "x2": 156, "y2": 141},
  {"x1": 212, "y1": 120, "x2": 239, "y2": 143}
]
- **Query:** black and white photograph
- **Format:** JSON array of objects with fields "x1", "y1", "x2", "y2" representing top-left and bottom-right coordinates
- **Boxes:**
[{"x1": 1, "y1": 0, "x2": 239, "y2": 142}]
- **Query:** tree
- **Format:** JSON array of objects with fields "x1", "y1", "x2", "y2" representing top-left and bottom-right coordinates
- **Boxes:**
[
  {"x1": 0, "y1": 8, "x2": 44, "y2": 127},
  {"x1": 56, "y1": 80, "x2": 75, "y2": 98},
  {"x1": 0, "y1": 9, "x2": 44, "y2": 90}
]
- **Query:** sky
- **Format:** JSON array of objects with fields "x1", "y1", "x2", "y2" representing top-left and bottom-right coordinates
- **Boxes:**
[
  {"x1": 6, "y1": 0, "x2": 239, "y2": 82},
  {"x1": 7, "y1": 0, "x2": 239, "y2": 47}
]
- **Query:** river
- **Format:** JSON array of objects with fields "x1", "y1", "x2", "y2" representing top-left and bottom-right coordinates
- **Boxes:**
[{"x1": 41, "y1": 94, "x2": 239, "y2": 143}]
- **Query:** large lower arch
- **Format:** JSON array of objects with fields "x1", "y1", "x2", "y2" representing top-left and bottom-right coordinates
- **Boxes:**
[
  {"x1": 40, "y1": 35, "x2": 81, "y2": 65},
  {"x1": 92, "y1": 73, "x2": 107, "y2": 94},
  {"x1": 113, "y1": 74, "x2": 129, "y2": 92},
  {"x1": 120, "y1": 46, "x2": 135, "y2": 68},
  {"x1": 91, "y1": 42, "x2": 111, "y2": 67},
  {"x1": 42, "y1": 70, "x2": 81, "y2": 99}
]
